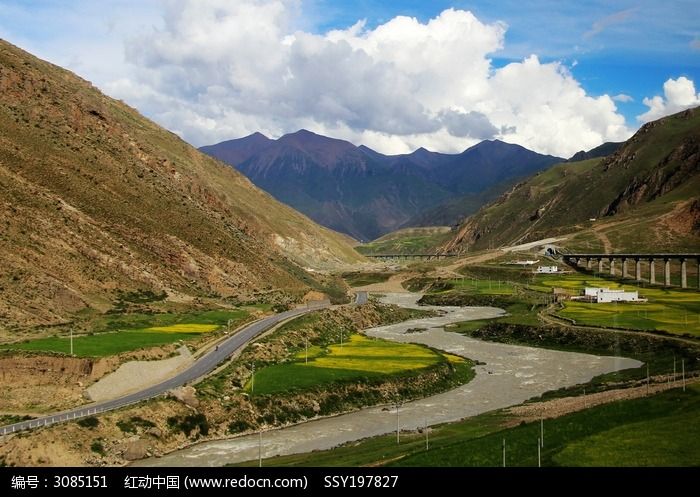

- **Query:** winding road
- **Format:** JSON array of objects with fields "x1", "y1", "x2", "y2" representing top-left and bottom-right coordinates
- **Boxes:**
[
  {"x1": 136, "y1": 293, "x2": 641, "y2": 467},
  {"x1": 0, "y1": 303, "x2": 333, "y2": 436}
]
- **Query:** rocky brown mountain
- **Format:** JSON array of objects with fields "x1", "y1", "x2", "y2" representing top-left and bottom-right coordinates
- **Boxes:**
[{"x1": 0, "y1": 40, "x2": 362, "y2": 332}]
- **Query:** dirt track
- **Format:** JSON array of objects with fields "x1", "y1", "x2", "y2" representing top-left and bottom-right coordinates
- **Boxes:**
[{"x1": 507, "y1": 376, "x2": 699, "y2": 424}]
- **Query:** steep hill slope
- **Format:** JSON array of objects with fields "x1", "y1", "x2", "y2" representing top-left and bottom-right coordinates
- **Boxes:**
[
  {"x1": 0, "y1": 39, "x2": 363, "y2": 331},
  {"x1": 202, "y1": 132, "x2": 562, "y2": 240},
  {"x1": 357, "y1": 227, "x2": 453, "y2": 256},
  {"x1": 444, "y1": 108, "x2": 700, "y2": 253},
  {"x1": 567, "y1": 141, "x2": 623, "y2": 162}
]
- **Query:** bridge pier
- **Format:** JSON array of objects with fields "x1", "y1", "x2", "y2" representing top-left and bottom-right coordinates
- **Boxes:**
[
  {"x1": 681, "y1": 258, "x2": 687, "y2": 289},
  {"x1": 563, "y1": 253, "x2": 698, "y2": 290}
]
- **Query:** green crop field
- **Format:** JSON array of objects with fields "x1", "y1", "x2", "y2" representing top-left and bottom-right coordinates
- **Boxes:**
[
  {"x1": 557, "y1": 301, "x2": 700, "y2": 335},
  {"x1": 97, "y1": 309, "x2": 251, "y2": 332},
  {"x1": 2, "y1": 309, "x2": 250, "y2": 357},
  {"x1": 531, "y1": 273, "x2": 700, "y2": 336},
  {"x1": 244, "y1": 385, "x2": 700, "y2": 467},
  {"x1": 446, "y1": 268, "x2": 700, "y2": 336},
  {"x1": 246, "y1": 334, "x2": 450, "y2": 395},
  {"x1": 449, "y1": 277, "x2": 516, "y2": 295}
]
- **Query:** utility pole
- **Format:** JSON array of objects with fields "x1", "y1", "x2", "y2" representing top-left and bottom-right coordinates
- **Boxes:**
[
  {"x1": 682, "y1": 359, "x2": 686, "y2": 392},
  {"x1": 502, "y1": 439, "x2": 506, "y2": 467},
  {"x1": 425, "y1": 418, "x2": 429, "y2": 450},
  {"x1": 540, "y1": 418, "x2": 544, "y2": 448},
  {"x1": 70, "y1": 329, "x2": 74, "y2": 356},
  {"x1": 396, "y1": 403, "x2": 400, "y2": 444},
  {"x1": 305, "y1": 338, "x2": 308, "y2": 364}
]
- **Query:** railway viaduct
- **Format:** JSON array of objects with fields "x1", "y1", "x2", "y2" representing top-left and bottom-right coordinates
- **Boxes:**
[{"x1": 562, "y1": 253, "x2": 700, "y2": 289}]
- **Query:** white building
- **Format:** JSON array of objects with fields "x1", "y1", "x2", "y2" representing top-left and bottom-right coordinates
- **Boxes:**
[
  {"x1": 584, "y1": 287, "x2": 602, "y2": 297},
  {"x1": 536, "y1": 265, "x2": 558, "y2": 273},
  {"x1": 584, "y1": 287, "x2": 640, "y2": 303},
  {"x1": 512, "y1": 259, "x2": 539, "y2": 266}
]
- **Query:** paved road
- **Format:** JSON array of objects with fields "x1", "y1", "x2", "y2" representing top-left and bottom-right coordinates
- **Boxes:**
[
  {"x1": 354, "y1": 291, "x2": 368, "y2": 305},
  {"x1": 138, "y1": 293, "x2": 640, "y2": 467},
  {"x1": 0, "y1": 304, "x2": 327, "y2": 436}
]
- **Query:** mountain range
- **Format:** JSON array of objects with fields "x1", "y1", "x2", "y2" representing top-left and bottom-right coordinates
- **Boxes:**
[
  {"x1": 201, "y1": 132, "x2": 563, "y2": 241},
  {"x1": 444, "y1": 107, "x2": 700, "y2": 253},
  {"x1": 0, "y1": 39, "x2": 362, "y2": 331}
]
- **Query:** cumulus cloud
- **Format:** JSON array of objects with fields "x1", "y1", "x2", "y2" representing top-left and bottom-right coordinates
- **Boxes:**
[
  {"x1": 637, "y1": 77, "x2": 700, "y2": 123},
  {"x1": 612, "y1": 94, "x2": 633, "y2": 103},
  {"x1": 438, "y1": 110, "x2": 499, "y2": 139},
  {"x1": 110, "y1": 1, "x2": 632, "y2": 157}
]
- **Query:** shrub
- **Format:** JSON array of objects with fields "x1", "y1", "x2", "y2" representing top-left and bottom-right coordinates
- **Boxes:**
[
  {"x1": 227, "y1": 420, "x2": 252, "y2": 434},
  {"x1": 116, "y1": 416, "x2": 156, "y2": 434},
  {"x1": 90, "y1": 440, "x2": 106, "y2": 456},
  {"x1": 76, "y1": 416, "x2": 99, "y2": 429},
  {"x1": 167, "y1": 414, "x2": 209, "y2": 438}
]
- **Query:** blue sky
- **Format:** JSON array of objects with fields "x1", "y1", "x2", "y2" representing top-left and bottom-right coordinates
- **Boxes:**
[
  {"x1": 0, "y1": 1, "x2": 699, "y2": 156},
  {"x1": 309, "y1": 0, "x2": 700, "y2": 122}
]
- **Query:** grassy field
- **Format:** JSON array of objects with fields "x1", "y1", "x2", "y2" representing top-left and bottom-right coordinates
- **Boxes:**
[
  {"x1": 446, "y1": 302, "x2": 542, "y2": 333},
  {"x1": 533, "y1": 272, "x2": 700, "y2": 336},
  {"x1": 2, "y1": 309, "x2": 250, "y2": 357},
  {"x1": 423, "y1": 273, "x2": 544, "y2": 329},
  {"x1": 246, "y1": 334, "x2": 449, "y2": 395},
  {"x1": 342, "y1": 271, "x2": 393, "y2": 287},
  {"x1": 397, "y1": 385, "x2": 700, "y2": 467},
  {"x1": 448, "y1": 277, "x2": 516, "y2": 295},
  {"x1": 357, "y1": 227, "x2": 452, "y2": 256},
  {"x1": 243, "y1": 385, "x2": 700, "y2": 467},
  {"x1": 451, "y1": 266, "x2": 700, "y2": 336}
]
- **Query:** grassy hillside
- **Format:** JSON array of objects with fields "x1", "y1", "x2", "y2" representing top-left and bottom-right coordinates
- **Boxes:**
[
  {"x1": 357, "y1": 227, "x2": 453, "y2": 255},
  {"x1": 445, "y1": 108, "x2": 700, "y2": 252},
  {"x1": 0, "y1": 39, "x2": 362, "y2": 332}
]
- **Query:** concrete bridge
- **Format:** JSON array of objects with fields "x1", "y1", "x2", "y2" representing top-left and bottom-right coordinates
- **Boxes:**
[
  {"x1": 366, "y1": 253, "x2": 457, "y2": 261},
  {"x1": 562, "y1": 253, "x2": 700, "y2": 289}
]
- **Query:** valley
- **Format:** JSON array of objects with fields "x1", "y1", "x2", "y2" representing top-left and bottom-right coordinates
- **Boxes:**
[{"x1": 0, "y1": 32, "x2": 698, "y2": 471}]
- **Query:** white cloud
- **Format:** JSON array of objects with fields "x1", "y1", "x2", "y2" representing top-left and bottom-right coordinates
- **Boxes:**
[
  {"x1": 612, "y1": 93, "x2": 633, "y2": 103},
  {"x1": 107, "y1": 1, "x2": 632, "y2": 157},
  {"x1": 583, "y1": 8, "x2": 637, "y2": 40},
  {"x1": 637, "y1": 77, "x2": 700, "y2": 123}
]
